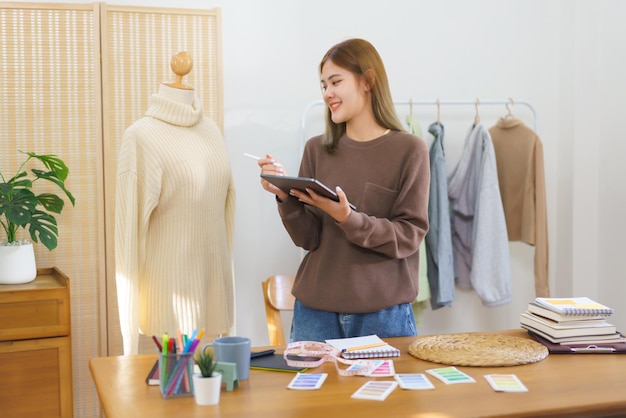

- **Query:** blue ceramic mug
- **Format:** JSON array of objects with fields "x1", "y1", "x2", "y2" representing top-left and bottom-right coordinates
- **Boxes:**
[{"x1": 203, "y1": 336, "x2": 251, "y2": 380}]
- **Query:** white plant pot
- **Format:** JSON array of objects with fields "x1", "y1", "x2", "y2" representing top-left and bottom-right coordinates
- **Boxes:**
[
  {"x1": 192, "y1": 372, "x2": 222, "y2": 406},
  {"x1": 0, "y1": 242, "x2": 37, "y2": 285}
]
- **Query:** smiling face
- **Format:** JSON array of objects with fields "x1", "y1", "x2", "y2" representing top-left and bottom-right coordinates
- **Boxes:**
[{"x1": 320, "y1": 59, "x2": 370, "y2": 127}]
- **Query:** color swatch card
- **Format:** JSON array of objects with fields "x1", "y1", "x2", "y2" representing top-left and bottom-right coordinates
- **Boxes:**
[
  {"x1": 351, "y1": 380, "x2": 398, "y2": 401},
  {"x1": 363, "y1": 360, "x2": 395, "y2": 377},
  {"x1": 394, "y1": 373, "x2": 435, "y2": 390},
  {"x1": 484, "y1": 374, "x2": 528, "y2": 392},
  {"x1": 426, "y1": 366, "x2": 476, "y2": 384},
  {"x1": 287, "y1": 373, "x2": 328, "y2": 390},
  {"x1": 346, "y1": 360, "x2": 384, "y2": 375}
]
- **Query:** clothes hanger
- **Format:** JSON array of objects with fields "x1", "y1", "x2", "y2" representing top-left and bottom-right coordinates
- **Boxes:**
[
  {"x1": 405, "y1": 98, "x2": 423, "y2": 137},
  {"x1": 504, "y1": 97, "x2": 514, "y2": 119},
  {"x1": 473, "y1": 98, "x2": 480, "y2": 126},
  {"x1": 436, "y1": 98, "x2": 441, "y2": 125}
]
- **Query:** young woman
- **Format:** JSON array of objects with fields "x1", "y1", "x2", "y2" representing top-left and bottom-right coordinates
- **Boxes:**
[{"x1": 258, "y1": 38, "x2": 430, "y2": 342}]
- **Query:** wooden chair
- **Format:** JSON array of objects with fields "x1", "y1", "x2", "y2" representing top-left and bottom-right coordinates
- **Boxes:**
[{"x1": 261, "y1": 275, "x2": 295, "y2": 346}]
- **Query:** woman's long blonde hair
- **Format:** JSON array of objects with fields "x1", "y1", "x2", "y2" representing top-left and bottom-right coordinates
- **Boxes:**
[{"x1": 319, "y1": 38, "x2": 404, "y2": 153}]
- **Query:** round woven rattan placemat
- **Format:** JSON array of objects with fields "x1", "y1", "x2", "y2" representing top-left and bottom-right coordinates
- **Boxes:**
[{"x1": 408, "y1": 333, "x2": 549, "y2": 367}]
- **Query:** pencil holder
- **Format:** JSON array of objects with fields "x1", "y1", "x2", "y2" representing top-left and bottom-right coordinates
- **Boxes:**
[{"x1": 159, "y1": 352, "x2": 195, "y2": 398}]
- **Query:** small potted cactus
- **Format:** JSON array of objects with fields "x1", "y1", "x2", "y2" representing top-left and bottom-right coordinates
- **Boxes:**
[{"x1": 193, "y1": 344, "x2": 222, "y2": 405}]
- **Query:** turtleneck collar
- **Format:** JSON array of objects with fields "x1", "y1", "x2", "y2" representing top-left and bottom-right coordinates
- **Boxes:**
[
  {"x1": 144, "y1": 93, "x2": 204, "y2": 127},
  {"x1": 495, "y1": 117, "x2": 524, "y2": 129}
]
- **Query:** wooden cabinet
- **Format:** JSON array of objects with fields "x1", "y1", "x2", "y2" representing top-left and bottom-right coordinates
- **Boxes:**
[{"x1": 0, "y1": 267, "x2": 73, "y2": 418}]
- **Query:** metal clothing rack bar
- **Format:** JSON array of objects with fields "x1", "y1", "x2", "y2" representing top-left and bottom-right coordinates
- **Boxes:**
[
  {"x1": 394, "y1": 98, "x2": 538, "y2": 131},
  {"x1": 300, "y1": 98, "x2": 538, "y2": 155}
]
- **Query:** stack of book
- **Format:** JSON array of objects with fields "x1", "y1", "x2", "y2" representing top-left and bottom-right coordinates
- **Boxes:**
[{"x1": 520, "y1": 297, "x2": 626, "y2": 352}]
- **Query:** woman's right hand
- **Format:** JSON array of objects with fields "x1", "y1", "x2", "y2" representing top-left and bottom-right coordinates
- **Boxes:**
[{"x1": 259, "y1": 154, "x2": 289, "y2": 201}]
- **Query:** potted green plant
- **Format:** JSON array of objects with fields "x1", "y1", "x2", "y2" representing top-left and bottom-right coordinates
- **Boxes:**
[
  {"x1": 193, "y1": 345, "x2": 222, "y2": 405},
  {"x1": 0, "y1": 151, "x2": 75, "y2": 284}
]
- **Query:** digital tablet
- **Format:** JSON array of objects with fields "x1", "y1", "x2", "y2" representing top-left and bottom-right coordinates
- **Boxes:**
[
  {"x1": 250, "y1": 353, "x2": 308, "y2": 373},
  {"x1": 261, "y1": 174, "x2": 356, "y2": 210}
]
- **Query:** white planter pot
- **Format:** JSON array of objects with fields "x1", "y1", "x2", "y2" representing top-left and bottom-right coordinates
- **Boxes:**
[
  {"x1": 192, "y1": 372, "x2": 222, "y2": 406},
  {"x1": 0, "y1": 242, "x2": 37, "y2": 284}
]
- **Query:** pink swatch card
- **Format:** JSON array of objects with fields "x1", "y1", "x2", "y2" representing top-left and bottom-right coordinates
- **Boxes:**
[{"x1": 364, "y1": 360, "x2": 395, "y2": 377}]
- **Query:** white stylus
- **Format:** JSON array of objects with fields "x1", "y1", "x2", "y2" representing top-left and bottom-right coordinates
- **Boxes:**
[
  {"x1": 243, "y1": 153, "x2": 262, "y2": 160},
  {"x1": 245, "y1": 153, "x2": 283, "y2": 168}
]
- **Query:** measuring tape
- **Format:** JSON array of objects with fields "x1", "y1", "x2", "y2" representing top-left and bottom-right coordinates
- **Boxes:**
[{"x1": 283, "y1": 341, "x2": 378, "y2": 376}]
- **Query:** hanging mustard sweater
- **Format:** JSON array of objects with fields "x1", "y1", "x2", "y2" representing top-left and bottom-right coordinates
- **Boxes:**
[
  {"x1": 489, "y1": 117, "x2": 549, "y2": 297},
  {"x1": 115, "y1": 93, "x2": 235, "y2": 355}
]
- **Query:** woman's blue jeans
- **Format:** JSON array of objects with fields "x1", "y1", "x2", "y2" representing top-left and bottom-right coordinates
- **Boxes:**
[{"x1": 290, "y1": 299, "x2": 417, "y2": 342}]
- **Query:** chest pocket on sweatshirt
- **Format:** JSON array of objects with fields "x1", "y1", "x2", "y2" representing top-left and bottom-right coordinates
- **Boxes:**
[{"x1": 362, "y1": 182, "x2": 398, "y2": 218}]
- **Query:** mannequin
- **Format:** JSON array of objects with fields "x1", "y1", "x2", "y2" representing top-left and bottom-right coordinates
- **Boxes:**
[{"x1": 115, "y1": 51, "x2": 236, "y2": 355}]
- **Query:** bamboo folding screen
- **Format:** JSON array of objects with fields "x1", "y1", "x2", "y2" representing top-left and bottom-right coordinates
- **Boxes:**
[
  {"x1": 0, "y1": 4, "x2": 101, "y2": 417},
  {"x1": 0, "y1": 3, "x2": 222, "y2": 416}
]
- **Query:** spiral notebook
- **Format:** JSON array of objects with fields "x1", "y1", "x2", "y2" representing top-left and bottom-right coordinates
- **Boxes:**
[
  {"x1": 325, "y1": 335, "x2": 400, "y2": 359},
  {"x1": 534, "y1": 297, "x2": 614, "y2": 317}
]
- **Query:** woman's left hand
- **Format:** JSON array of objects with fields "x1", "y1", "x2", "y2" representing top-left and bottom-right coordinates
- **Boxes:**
[{"x1": 290, "y1": 186, "x2": 352, "y2": 223}]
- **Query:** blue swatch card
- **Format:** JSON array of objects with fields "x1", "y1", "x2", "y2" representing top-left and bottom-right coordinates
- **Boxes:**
[
  {"x1": 394, "y1": 373, "x2": 435, "y2": 390},
  {"x1": 287, "y1": 373, "x2": 328, "y2": 390}
]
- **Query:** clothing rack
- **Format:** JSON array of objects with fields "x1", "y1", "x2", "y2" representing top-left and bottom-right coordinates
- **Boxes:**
[{"x1": 300, "y1": 98, "x2": 538, "y2": 156}]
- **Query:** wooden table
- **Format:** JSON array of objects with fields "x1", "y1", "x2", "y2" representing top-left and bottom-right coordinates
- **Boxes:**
[{"x1": 90, "y1": 329, "x2": 626, "y2": 418}]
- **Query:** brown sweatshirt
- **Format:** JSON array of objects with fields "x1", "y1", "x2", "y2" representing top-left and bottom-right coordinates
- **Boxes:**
[{"x1": 277, "y1": 130, "x2": 430, "y2": 313}]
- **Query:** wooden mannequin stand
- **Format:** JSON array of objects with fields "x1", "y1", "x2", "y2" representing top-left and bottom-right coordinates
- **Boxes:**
[{"x1": 159, "y1": 51, "x2": 195, "y2": 104}]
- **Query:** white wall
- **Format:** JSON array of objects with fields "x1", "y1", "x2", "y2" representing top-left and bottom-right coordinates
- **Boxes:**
[
  {"x1": 562, "y1": 1, "x2": 626, "y2": 319},
  {"x1": 228, "y1": 0, "x2": 626, "y2": 345},
  {"x1": 223, "y1": 0, "x2": 563, "y2": 344},
  {"x1": 29, "y1": 0, "x2": 626, "y2": 345}
]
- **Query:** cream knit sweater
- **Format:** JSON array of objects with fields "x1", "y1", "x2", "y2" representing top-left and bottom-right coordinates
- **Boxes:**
[{"x1": 115, "y1": 91, "x2": 235, "y2": 355}]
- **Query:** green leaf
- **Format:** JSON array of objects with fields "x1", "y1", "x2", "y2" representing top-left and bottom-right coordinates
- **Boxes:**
[
  {"x1": 6, "y1": 170, "x2": 29, "y2": 185},
  {"x1": 11, "y1": 178, "x2": 33, "y2": 189},
  {"x1": 31, "y1": 169, "x2": 76, "y2": 206},
  {"x1": 36, "y1": 193, "x2": 64, "y2": 214},
  {"x1": 25, "y1": 152, "x2": 69, "y2": 181},
  {"x1": 28, "y1": 210, "x2": 59, "y2": 251},
  {"x1": 0, "y1": 183, "x2": 10, "y2": 195},
  {"x1": 0, "y1": 189, "x2": 37, "y2": 226}
]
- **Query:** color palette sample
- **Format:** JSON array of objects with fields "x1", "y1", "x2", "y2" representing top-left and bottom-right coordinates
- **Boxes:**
[
  {"x1": 351, "y1": 380, "x2": 398, "y2": 401},
  {"x1": 394, "y1": 373, "x2": 435, "y2": 390},
  {"x1": 364, "y1": 360, "x2": 395, "y2": 377},
  {"x1": 484, "y1": 374, "x2": 528, "y2": 392},
  {"x1": 426, "y1": 366, "x2": 476, "y2": 384},
  {"x1": 287, "y1": 373, "x2": 328, "y2": 390},
  {"x1": 346, "y1": 360, "x2": 383, "y2": 375}
]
